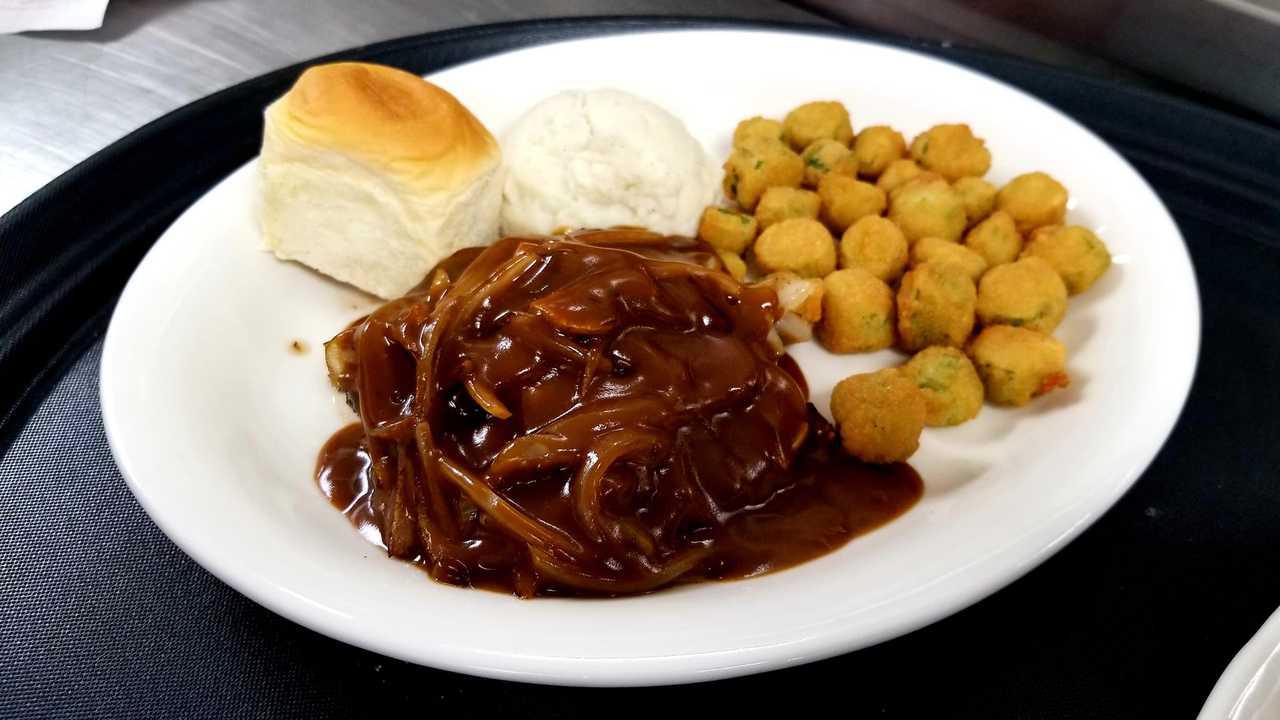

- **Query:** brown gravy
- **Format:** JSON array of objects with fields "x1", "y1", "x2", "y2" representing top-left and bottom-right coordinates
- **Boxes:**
[
  {"x1": 316, "y1": 230, "x2": 921, "y2": 597},
  {"x1": 319, "y1": 418, "x2": 920, "y2": 593}
]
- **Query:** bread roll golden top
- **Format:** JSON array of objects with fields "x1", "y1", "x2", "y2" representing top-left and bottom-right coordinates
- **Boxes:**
[{"x1": 267, "y1": 62, "x2": 499, "y2": 190}]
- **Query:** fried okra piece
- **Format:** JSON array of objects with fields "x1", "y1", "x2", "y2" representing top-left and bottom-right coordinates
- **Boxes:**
[
  {"x1": 761, "y1": 271, "x2": 825, "y2": 343},
  {"x1": 852, "y1": 125, "x2": 906, "y2": 179},
  {"x1": 817, "y1": 268, "x2": 896, "y2": 353},
  {"x1": 876, "y1": 158, "x2": 924, "y2": 193},
  {"x1": 764, "y1": 272, "x2": 824, "y2": 322},
  {"x1": 819, "y1": 174, "x2": 887, "y2": 233},
  {"x1": 698, "y1": 207, "x2": 758, "y2": 254},
  {"x1": 717, "y1": 250, "x2": 748, "y2": 282},
  {"x1": 964, "y1": 210, "x2": 1022, "y2": 267},
  {"x1": 840, "y1": 216, "x2": 909, "y2": 283},
  {"x1": 897, "y1": 263, "x2": 976, "y2": 351},
  {"x1": 888, "y1": 176, "x2": 967, "y2": 243},
  {"x1": 976, "y1": 257, "x2": 1068, "y2": 333},
  {"x1": 722, "y1": 137, "x2": 805, "y2": 212},
  {"x1": 830, "y1": 368, "x2": 926, "y2": 463},
  {"x1": 753, "y1": 218, "x2": 837, "y2": 278},
  {"x1": 732, "y1": 116, "x2": 784, "y2": 147},
  {"x1": 967, "y1": 325, "x2": 1069, "y2": 406},
  {"x1": 997, "y1": 171, "x2": 1068, "y2": 233},
  {"x1": 902, "y1": 346, "x2": 984, "y2": 426},
  {"x1": 782, "y1": 100, "x2": 853, "y2": 151},
  {"x1": 1023, "y1": 225, "x2": 1112, "y2": 294},
  {"x1": 801, "y1": 138, "x2": 854, "y2": 188},
  {"x1": 909, "y1": 124, "x2": 991, "y2": 181},
  {"x1": 755, "y1": 186, "x2": 821, "y2": 229},
  {"x1": 953, "y1": 176, "x2": 997, "y2": 226},
  {"x1": 909, "y1": 236, "x2": 987, "y2": 281}
]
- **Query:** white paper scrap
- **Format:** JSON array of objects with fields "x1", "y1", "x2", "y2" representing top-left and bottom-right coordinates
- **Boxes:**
[{"x1": 0, "y1": 0, "x2": 109, "y2": 34}]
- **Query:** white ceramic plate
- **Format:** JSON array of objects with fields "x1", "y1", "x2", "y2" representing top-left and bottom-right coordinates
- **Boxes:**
[
  {"x1": 1200, "y1": 607, "x2": 1280, "y2": 719},
  {"x1": 100, "y1": 29, "x2": 1199, "y2": 686}
]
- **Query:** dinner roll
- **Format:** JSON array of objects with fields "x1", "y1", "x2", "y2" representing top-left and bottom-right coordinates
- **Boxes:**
[{"x1": 259, "y1": 62, "x2": 502, "y2": 299}]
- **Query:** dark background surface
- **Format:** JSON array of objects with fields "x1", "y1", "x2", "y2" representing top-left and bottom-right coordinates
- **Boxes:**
[{"x1": 2, "y1": 18, "x2": 1279, "y2": 719}]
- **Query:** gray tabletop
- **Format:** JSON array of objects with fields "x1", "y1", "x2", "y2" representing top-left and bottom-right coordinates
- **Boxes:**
[
  {"x1": 0, "y1": 0, "x2": 825, "y2": 215},
  {"x1": 7, "y1": 1, "x2": 1275, "y2": 218}
]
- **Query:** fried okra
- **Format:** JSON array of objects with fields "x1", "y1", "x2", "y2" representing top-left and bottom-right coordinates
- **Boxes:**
[
  {"x1": 876, "y1": 158, "x2": 924, "y2": 193},
  {"x1": 818, "y1": 268, "x2": 896, "y2": 353},
  {"x1": 852, "y1": 125, "x2": 906, "y2": 178},
  {"x1": 910, "y1": 236, "x2": 987, "y2": 281},
  {"x1": 903, "y1": 346, "x2": 984, "y2": 426},
  {"x1": 753, "y1": 218, "x2": 837, "y2": 278},
  {"x1": 717, "y1": 250, "x2": 748, "y2": 282},
  {"x1": 755, "y1": 186, "x2": 821, "y2": 229},
  {"x1": 964, "y1": 210, "x2": 1022, "y2": 267},
  {"x1": 953, "y1": 176, "x2": 997, "y2": 226},
  {"x1": 967, "y1": 325, "x2": 1069, "y2": 406},
  {"x1": 782, "y1": 101, "x2": 853, "y2": 151},
  {"x1": 732, "y1": 116, "x2": 784, "y2": 147},
  {"x1": 819, "y1": 174, "x2": 887, "y2": 233},
  {"x1": 722, "y1": 137, "x2": 805, "y2": 211},
  {"x1": 909, "y1": 124, "x2": 991, "y2": 181},
  {"x1": 1023, "y1": 225, "x2": 1112, "y2": 294},
  {"x1": 976, "y1": 256, "x2": 1068, "y2": 333},
  {"x1": 698, "y1": 207, "x2": 758, "y2": 254},
  {"x1": 888, "y1": 177, "x2": 967, "y2": 243},
  {"x1": 830, "y1": 368, "x2": 926, "y2": 463},
  {"x1": 997, "y1": 172, "x2": 1068, "y2": 233},
  {"x1": 897, "y1": 263, "x2": 977, "y2": 351},
  {"x1": 762, "y1": 271, "x2": 825, "y2": 344},
  {"x1": 764, "y1": 272, "x2": 824, "y2": 322},
  {"x1": 840, "y1": 216, "x2": 908, "y2": 283},
  {"x1": 801, "y1": 138, "x2": 854, "y2": 187}
]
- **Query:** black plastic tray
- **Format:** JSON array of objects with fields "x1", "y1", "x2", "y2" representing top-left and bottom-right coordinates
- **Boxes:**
[{"x1": 2, "y1": 17, "x2": 1278, "y2": 718}]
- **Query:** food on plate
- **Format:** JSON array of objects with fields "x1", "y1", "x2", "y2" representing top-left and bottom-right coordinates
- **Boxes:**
[
  {"x1": 500, "y1": 89, "x2": 717, "y2": 236},
  {"x1": 258, "y1": 62, "x2": 503, "y2": 299},
  {"x1": 897, "y1": 263, "x2": 977, "y2": 351},
  {"x1": 733, "y1": 115, "x2": 785, "y2": 147},
  {"x1": 888, "y1": 176, "x2": 966, "y2": 243},
  {"x1": 852, "y1": 125, "x2": 906, "y2": 178},
  {"x1": 754, "y1": 218, "x2": 837, "y2": 277},
  {"x1": 910, "y1": 236, "x2": 988, "y2": 281},
  {"x1": 903, "y1": 346, "x2": 984, "y2": 426},
  {"x1": 839, "y1": 216, "x2": 908, "y2": 283},
  {"x1": 1023, "y1": 225, "x2": 1112, "y2": 294},
  {"x1": 801, "y1": 138, "x2": 853, "y2": 187},
  {"x1": 756, "y1": 186, "x2": 821, "y2": 229},
  {"x1": 762, "y1": 271, "x2": 825, "y2": 343},
  {"x1": 722, "y1": 137, "x2": 805, "y2": 211},
  {"x1": 697, "y1": 206, "x2": 758, "y2": 254},
  {"x1": 717, "y1": 250, "x2": 749, "y2": 281},
  {"x1": 968, "y1": 325, "x2": 1069, "y2": 406},
  {"x1": 909, "y1": 123, "x2": 991, "y2": 181},
  {"x1": 976, "y1": 256, "x2": 1068, "y2": 333},
  {"x1": 876, "y1": 158, "x2": 924, "y2": 192},
  {"x1": 997, "y1": 171, "x2": 1068, "y2": 233},
  {"x1": 318, "y1": 229, "x2": 921, "y2": 596},
  {"x1": 782, "y1": 100, "x2": 853, "y2": 151},
  {"x1": 953, "y1": 177, "x2": 997, "y2": 226},
  {"x1": 817, "y1": 268, "x2": 895, "y2": 353},
  {"x1": 299, "y1": 84, "x2": 1115, "y2": 599},
  {"x1": 830, "y1": 369, "x2": 926, "y2": 463},
  {"x1": 818, "y1": 174, "x2": 887, "y2": 232},
  {"x1": 964, "y1": 210, "x2": 1022, "y2": 267},
  {"x1": 764, "y1": 272, "x2": 825, "y2": 322}
]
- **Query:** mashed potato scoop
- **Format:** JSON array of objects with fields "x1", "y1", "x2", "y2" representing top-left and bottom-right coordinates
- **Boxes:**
[{"x1": 500, "y1": 89, "x2": 718, "y2": 236}]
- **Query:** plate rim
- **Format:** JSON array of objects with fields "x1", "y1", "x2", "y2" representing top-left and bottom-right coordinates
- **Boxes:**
[
  {"x1": 1200, "y1": 606, "x2": 1280, "y2": 719},
  {"x1": 99, "y1": 25, "x2": 1202, "y2": 686}
]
